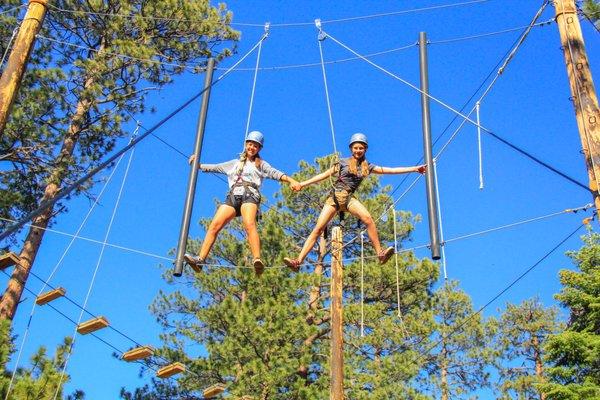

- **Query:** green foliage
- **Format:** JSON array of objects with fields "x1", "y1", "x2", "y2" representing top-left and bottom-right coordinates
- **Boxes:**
[
  {"x1": 0, "y1": 0, "x2": 239, "y2": 239},
  {"x1": 542, "y1": 231, "x2": 600, "y2": 399},
  {"x1": 420, "y1": 280, "x2": 494, "y2": 399},
  {"x1": 0, "y1": 320, "x2": 84, "y2": 399},
  {"x1": 583, "y1": 0, "x2": 600, "y2": 30},
  {"x1": 493, "y1": 298, "x2": 562, "y2": 400},
  {"x1": 135, "y1": 156, "x2": 439, "y2": 399}
]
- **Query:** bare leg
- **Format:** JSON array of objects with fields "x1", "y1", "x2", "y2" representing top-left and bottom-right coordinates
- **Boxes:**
[
  {"x1": 198, "y1": 205, "x2": 237, "y2": 260},
  {"x1": 347, "y1": 200, "x2": 382, "y2": 254},
  {"x1": 240, "y1": 203, "x2": 260, "y2": 260},
  {"x1": 296, "y1": 204, "x2": 338, "y2": 263}
]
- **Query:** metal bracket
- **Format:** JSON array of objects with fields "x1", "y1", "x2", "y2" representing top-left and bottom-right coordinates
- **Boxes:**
[
  {"x1": 264, "y1": 22, "x2": 270, "y2": 38},
  {"x1": 315, "y1": 19, "x2": 326, "y2": 41}
]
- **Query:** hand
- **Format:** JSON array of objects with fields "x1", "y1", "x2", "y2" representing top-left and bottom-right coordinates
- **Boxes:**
[
  {"x1": 416, "y1": 164, "x2": 427, "y2": 174},
  {"x1": 188, "y1": 154, "x2": 200, "y2": 169},
  {"x1": 290, "y1": 180, "x2": 302, "y2": 192}
]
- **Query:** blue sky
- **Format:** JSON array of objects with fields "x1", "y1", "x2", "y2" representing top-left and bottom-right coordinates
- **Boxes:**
[{"x1": 3, "y1": 0, "x2": 600, "y2": 398}]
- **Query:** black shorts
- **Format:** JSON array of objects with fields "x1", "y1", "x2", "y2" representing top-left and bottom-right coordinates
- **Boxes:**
[{"x1": 223, "y1": 187, "x2": 260, "y2": 217}]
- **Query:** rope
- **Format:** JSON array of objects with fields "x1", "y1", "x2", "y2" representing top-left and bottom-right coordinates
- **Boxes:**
[
  {"x1": 0, "y1": 5, "x2": 24, "y2": 16},
  {"x1": 53, "y1": 143, "x2": 136, "y2": 399},
  {"x1": 3, "y1": 141, "x2": 130, "y2": 400},
  {"x1": 322, "y1": 30, "x2": 489, "y2": 133},
  {"x1": 46, "y1": 0, "x2": 489, "y2": 28},
  {"x1": 433, "y1": 160, "x2": 448, "y2": 280},
  {"x1": 0, "y1": 27, "x2": 18, "y2": 68},
  {"x1": 0, "y1": 33, "x2": 268, "y2": 242},
  {"x1": 391, "y1": 209, "x2": 409, "y2": 338},
  {"x1": 476, "y1": 102, "x2": 484, "y2": 190},
  {"x1": 244, "y1": 25, "x2": 269, "y2": 142},
  {"x1": 360, "y1": 232, "x2": 365, "y2": 337},
  {"x1": 315, "y1": 19, "x2": 338, "y2": 158}
]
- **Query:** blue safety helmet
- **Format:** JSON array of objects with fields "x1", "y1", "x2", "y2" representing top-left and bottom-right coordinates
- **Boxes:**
[
  {"x1": 246, "y1": 130, "x2": 264, "y2": 147},
  {"x1": 349, "y1": 132, "x2": 368, "y2": 148}
]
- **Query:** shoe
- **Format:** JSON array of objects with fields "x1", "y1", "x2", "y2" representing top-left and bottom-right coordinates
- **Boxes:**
[
  {"x1": 283, "y1": 257, "x2": 301, "y2": 272},
  {"x1": 253, "y1": 258, "x2": 265, "y2": 276},
  {"x1": 378, "y1": 246, "x2": 395, "y2": 265},
  {"x1": 183, "y1": 253, "x2": 204, "y2": 273}
]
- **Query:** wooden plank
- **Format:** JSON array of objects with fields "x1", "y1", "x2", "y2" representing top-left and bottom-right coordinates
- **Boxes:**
[
  {"x1": 203, "y1": 383, "x2": 226, "y2": 398},
  {"x1": 156, "y1": 362, "x2": 185, "y2": 379},
  {"x1": 0, "y1": 252, "x2": 20, "y2": 270},
  {"x1": 77, "y1": 316, "x2": 109, "y2": 335},
  {"x1": 35, "y1": 287, "x2": 66, "y2": 305},
  {"x1": 122, "y1": 346, "x2": 154, "y2": 362}
]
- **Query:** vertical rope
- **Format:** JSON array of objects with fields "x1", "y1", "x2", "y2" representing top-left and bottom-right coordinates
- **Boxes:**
[
  {"x1": 0, "y1": 27, "x2": 18, "y2": 68},
  {"x1": 53, "y1": 141, "x2": 137, "y2": 400},
  {"x1": 243, "y1": 24, "x2": 269, "y2": 143},
  {"x1": 360, "y1": 232, "x2": 365, "y2": 337},
  {"x1": 433, "y1": 159, "x2": 448, "y2": 280},
  {"x1": 476, "y1": 101, "x2": 484, "y2": 190},
  {"x1": 392, "y1": 209, "x2": 409, "y2": 338},
  {"x1": 315, "y1": 19, "x2": 338, "y2": 157}
]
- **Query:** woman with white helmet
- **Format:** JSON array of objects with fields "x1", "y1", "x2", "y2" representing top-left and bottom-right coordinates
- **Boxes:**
[
  {"x1": 185, "y1": 130, "x2": 301, "y2": 275},
  {"x1": 284, "y1": 133, "x2": 426, "y2": 271}
]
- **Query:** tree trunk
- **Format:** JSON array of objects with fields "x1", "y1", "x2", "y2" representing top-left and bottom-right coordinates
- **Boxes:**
[
  {"x1": 441, "y1": 342, "x2": 448, "y2": 400},
  {"x1": 532, "y1": 335, "x2": 546, "y2": 400},
  {"x1": 298, "y1": 234, "x2": 327, "y2": 381},
  {"x1": 0, "y1": 75, "x2": 94, "y2": 320}
]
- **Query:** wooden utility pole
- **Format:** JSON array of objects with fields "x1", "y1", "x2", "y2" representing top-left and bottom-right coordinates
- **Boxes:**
[
  {"x1": 554, "y1": 0, "x2": 600, "y2": 214},
  {"x1": 330, "y1": 226, "x2": 344, "y2": 400},
  {"x1": 0, "y1": 0, "x2": 49, "y2": 137}
]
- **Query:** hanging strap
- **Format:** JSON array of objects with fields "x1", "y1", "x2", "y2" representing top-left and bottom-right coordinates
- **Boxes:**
[{"x1": 360, "y1": 232, "x2": 365, "y2": 337}]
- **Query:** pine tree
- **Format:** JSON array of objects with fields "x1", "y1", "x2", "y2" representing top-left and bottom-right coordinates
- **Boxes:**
[
  {"x1": 0, "y1": 0, "x2": 238, "y2": 320},
  {"x1": 420, "y1": 280, "x2": 494, "y2": 400},
  {"x1": 582, "y1": 0, "x2": 600, "y2": 30},
  {"x1": 493, "y1": 298, "x2": 562, "y2": 400},
  {"x1": 138, "y1": 156, "x2": 439, "y2": 399},
  {"x1": 541, "y1": 232, "x2": 600, "y2": 400},
  {"x1": 0, "y1": 320, "x2": 84, "y2": 399}
]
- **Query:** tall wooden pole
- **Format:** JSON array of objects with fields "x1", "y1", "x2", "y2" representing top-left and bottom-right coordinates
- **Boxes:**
[
  {"x1": 554, "y1": 0, "x2": 600, "y2": 214},
  {"x1": 330, "y1": 226, "x2": 344, "y2": 400},
  {"x1": 0, "y1": 0, "x2": 49, "y2": 137}
]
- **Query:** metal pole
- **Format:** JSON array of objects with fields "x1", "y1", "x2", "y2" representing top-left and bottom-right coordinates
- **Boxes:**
[
  {"x1": 330, "y1": 226, "x2": 344, "y2": 400},
  {"x1": 173, "y1": 58, "x2": 215, "y2": 277},
  {"x1": 419, "y1": 32, "x2": 441, "y2": 260},
  {"x1": 554, "y1": 0, "x2": 600, "y2": 216},
  {"x1": 0, "y1": 0, "x2": 49, "y2": 137}
]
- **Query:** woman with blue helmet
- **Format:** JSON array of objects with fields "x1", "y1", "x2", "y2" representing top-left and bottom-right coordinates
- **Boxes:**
[
  {"x1": 185, "y1": 131, "x2": 301, "y2": 275},
  {"x1": 284, "y1": 133, "x2": 426, "y2": 271}
]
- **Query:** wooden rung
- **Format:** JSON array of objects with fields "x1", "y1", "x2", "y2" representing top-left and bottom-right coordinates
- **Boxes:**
[
  {"x1": 36, "y1": 287, "x2": 66, "y2": 305},
  {"x1": 77, "y1": 316, "x2": 109, "y2": 335},
  {"x1": 203, "y1": 383, "x2": 226, "y2": 398},
  {"x1": 156, "y1": 362, "x2": 185, "y2": 379},
  {"x1": 0, "y1": 252, "x2": 20, "y2": 270},
  {"x1": 122, "y1": 346, "x2": 154, "y2": 362}
]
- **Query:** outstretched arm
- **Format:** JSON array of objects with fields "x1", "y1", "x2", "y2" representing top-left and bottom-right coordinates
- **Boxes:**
[
  {"x1": 372, "y1": 164, "x2": 427, "y2": 175},
  {"x1": 280, "y1": 174, "x2": 302, "y2": 191},
  {"x1": 299, "y1": 166, "x2": 337, "y2": 189}
]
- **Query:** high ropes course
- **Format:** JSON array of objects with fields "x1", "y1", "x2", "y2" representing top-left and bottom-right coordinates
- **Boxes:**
[{"x1": 0, "y1": 0, "x2": 597, "y2": 398}]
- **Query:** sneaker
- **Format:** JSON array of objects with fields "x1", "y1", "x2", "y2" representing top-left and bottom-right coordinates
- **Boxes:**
[
  {"x1": 378, "y1": 246, "x2": 395, "y2": 265},
  {"x1": 283, "y1": 257, "x2": 301, "y2": 272},
  {"x1": 183, "y1": 253, "x2": 204, "y2": 273},
  {"x1": 253, "y1": 258, "x2": 265, "y2": 276}
]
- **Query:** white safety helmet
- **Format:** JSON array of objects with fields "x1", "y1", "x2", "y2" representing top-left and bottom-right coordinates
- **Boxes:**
[
  {"x1": 349, "y1": 132, "x2": 368, "y2": 148},
  {"x1": 245, "y1": 130, "x2": 264, "y2": 147}
]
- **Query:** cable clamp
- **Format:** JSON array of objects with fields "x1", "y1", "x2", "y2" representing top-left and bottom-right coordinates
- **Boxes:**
[
  {"x1": 315, "y1": 19, "x2": 326, "y2": 41},
  {"x1": 264, "y1": 22, "x2": 270, "y2": 38}
]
